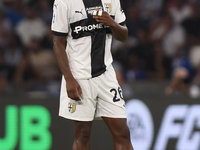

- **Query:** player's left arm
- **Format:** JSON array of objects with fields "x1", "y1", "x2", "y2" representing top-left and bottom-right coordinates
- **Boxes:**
[{"x1": 93, "y1": 9, "x2": 128, "y2": 42}]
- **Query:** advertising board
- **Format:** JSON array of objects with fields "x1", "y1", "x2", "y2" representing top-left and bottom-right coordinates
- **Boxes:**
[{"x1": 0, "y1": 94, "x2": 199, "y2": 150}]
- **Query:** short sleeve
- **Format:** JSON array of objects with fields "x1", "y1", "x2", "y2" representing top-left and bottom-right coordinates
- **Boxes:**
[
  {"x1": 51, "y1": 0, "x2": 69, "y2": 36},
  {"x1": 114, "y1": 0, "x2": 126, "y2": 25}
]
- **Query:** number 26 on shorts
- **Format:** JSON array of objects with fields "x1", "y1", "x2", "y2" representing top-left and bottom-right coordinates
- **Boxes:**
[{"x1": 110, "y1": 87, "x2": 124, "y2": 102}]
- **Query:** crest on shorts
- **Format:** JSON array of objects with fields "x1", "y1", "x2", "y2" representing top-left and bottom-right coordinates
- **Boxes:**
[
  {"x1": 68, "y1": 103, "x2": 76, "y2": 113},
  {"x1": 105, "y1": 3, "x2": 112, "y2": 13}
]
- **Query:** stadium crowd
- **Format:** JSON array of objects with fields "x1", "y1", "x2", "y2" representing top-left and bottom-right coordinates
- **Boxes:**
[{"x1": 0, "y1": 0, "x2": 200, "y2": 98}]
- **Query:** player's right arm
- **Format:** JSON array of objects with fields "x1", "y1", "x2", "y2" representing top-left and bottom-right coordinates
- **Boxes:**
[
  {"x1": 53, "y1": 35, "x2": 82, "y2": 101},
  {"x1": 52, "y1": 0, "x2": 82, "y2": 101}
]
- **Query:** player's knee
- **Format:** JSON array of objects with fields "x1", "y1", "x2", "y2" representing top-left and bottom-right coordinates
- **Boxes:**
[
  {"x1": 120, "y1": 128, "x2": 131, "y2": 140},
  {"x1": 75, "y1": 128, "x2": 91, "y2": 145},
  {"x1": 113, "y1": 126, "x2": 131, "y2": 141}
]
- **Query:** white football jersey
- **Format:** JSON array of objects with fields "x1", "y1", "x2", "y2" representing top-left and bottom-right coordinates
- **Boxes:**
[{"x1": 51, "y1": 0, "x2": 126, "y2": 79}]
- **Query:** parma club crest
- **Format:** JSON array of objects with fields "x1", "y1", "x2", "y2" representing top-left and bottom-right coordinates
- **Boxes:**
[
  {"x1": 105, "y1": 3, "x2": 112, "y2": 13},
  {"x1": 68, "y1": 103, "x2": 76, "y2": 113}
]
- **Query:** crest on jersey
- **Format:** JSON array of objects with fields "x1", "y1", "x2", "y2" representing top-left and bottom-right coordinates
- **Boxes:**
[
  {"x1": 68, "y1": 103, "x2": 76, "y2": 113},
  {"x1": 105, "y1": 3, "x2": 112, "y2": 13}
]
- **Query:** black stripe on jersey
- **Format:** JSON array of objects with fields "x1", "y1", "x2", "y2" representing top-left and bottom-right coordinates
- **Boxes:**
[
  {"x1": 52, "y1": 31, "x2": 68, "y2": 36},
  {"x1": 70, "y1": 0, "x2": 108, "y2": 77},
  {"x1": 83, "y1": 0, "x2": 106, "y2": 77}
]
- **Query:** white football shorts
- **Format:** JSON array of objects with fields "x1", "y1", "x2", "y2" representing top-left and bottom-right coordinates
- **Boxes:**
[{"x1": 59, "y1": 65, "x2": 127, "y2": 121}]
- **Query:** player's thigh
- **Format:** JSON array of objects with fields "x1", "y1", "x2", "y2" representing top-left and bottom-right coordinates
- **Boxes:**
[
  {"x1": 96, "y1": 66, "x2": 126, "y2": 118},
  {"x1": 102, "y1": 117, "x2": 130, "y2": 138}
]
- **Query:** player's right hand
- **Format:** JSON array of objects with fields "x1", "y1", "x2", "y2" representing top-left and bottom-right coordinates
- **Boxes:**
[{"x1": 66, "y1": 77, "x2": 82, "y2": 101}]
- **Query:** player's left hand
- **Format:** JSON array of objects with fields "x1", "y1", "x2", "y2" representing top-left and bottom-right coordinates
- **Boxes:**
[{"x1": 92, "y1": 8, "x2": 115, "y2": 27}]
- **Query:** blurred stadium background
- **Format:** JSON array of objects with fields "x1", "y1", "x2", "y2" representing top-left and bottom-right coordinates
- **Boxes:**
[{"x1": 0, "y1": 0, "x2": 200, "y2": 150}]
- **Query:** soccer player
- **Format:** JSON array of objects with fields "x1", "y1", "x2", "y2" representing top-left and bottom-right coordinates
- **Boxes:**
[{"x1": 51, "y1": 0, "x2": 134, "y2": 149}]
